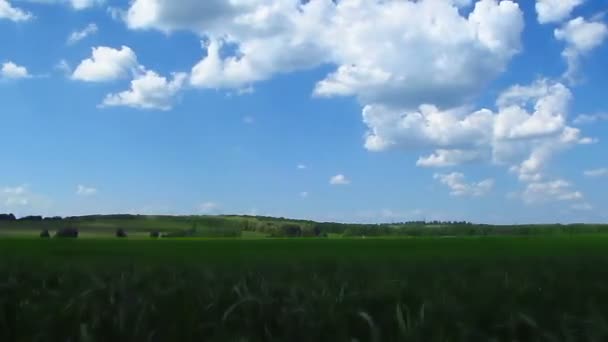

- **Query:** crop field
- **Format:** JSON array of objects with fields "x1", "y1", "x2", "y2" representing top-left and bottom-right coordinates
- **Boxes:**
[{"x1": 3, "y1": 236, "x2": 608, "y2": 341}]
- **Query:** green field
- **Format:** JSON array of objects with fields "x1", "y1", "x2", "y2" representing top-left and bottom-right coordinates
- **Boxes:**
[{"x1": 3, "y1": 235, "x2": 608, "y2": 341}]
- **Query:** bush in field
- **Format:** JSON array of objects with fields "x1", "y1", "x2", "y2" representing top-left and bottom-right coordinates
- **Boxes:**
[
  {"x1": 272, "y1": 224, "x2": 302, "y2": 238},
  {"x1": 150, "y1": 231, "x2": 160, "y2": 238},
  {"x1": 39, "y1": 230, "x2": 50, "y2": 238},
  {"x1": 301, "y1": 225, "x2": 322, "y2": 237},
  {"x1": 55, "y1": 227, "x2": 78, "y2": 238},
  {"x1": 116, "y1": 228, "x2": 128, "y2": 238}
]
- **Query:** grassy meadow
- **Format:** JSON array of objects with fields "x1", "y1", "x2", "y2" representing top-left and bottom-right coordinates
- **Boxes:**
[{"x1": 2, "y1": 215, "x2": 608, "y2": 341}]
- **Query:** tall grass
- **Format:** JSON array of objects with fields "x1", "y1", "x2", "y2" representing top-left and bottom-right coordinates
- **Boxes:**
[{"x1": 2, "y1": 237, "x2": 608, "y2": 341}]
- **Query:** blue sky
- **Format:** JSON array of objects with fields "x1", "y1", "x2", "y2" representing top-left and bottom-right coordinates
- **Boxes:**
[{"x1": 0, "y1": 0, "x2": 607, "y2": 223}]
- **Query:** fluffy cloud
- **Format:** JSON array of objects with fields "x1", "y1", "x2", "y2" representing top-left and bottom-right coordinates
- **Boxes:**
[
  {"x1": 72, "y1": 46, "x2": 138, "y2": 82},
  {"x1": 102, "y1": 70, "x2": 187, "y2": 110},
  {"x1": 314, "y1": 0, "x2": 523, "y2": 108},
  {"x1": 0, "y1": 0, "x2": 32, "y2": 21},
  {"x1": 521, "y1": 179, "x2": 583, "y2": 204},
  {"x1": 417, "y1": 149, "x2": 485, "y2": 168},
  {"x1": 1, "y1": 61, "x2": 30, "y2": 79},
  {"x1": 122, "y1": 0, "x2": 523, "y2": 109},
  {"x1": 329, "y1": 174, "x2": 350, "y2": 186},
  {"x1": 363, "y1": 79, "x2": 590, "y2": 182},
  {"x1": 67, "y1": 23, "x2": 98, "y2": 45},
  {"x1": 76, "y1": 185, "x2": 97, "y2": 196},
  {"x1": 584, "y1": 168, "x2": 608, "y2": 178},
  {"x1": 555, "y1": 17, "x2": 608, "y2": 81},
  {"x1": 535, "y1": 0, "x2": 584, "y2": 24},
  {"x1": 434, "y1": 172, "x2": 494, "y2": 197}
]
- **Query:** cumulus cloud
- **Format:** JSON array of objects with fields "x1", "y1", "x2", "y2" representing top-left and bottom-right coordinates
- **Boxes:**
[
  {"x1": 555, "y1": 17, "x2": 608, "y2": 81},
  {"x1": 101, "y1": 70, "x2": 187, "y2": 110},
  {"x1": 72, "y1": 45, "x2": 138, "y2": 82},
  {"x1": 0, "y1": 0, "x2": 32, "y2": 21},
  {"x1": 76, "y1": 185, "x2": 97, "y2": 196},
  {"x1": 417, "y1": 150, "x2": 486, "y2": 168},
  {"x1": 329, "y1": 174, "x2": 350, "y2": 186},
  {"x1": 363, "y1": 79, "x2": 590, "y2": 183},
  {"x1": 535, "y1": 0, "x2": 584, "y2": 24},
  {"x1": 121, "y1": 0, "x2": 523, "y2": 109},
  {"x1": 1, "y1": 61, "x2": 30, "y2": 79},
  {"x1": 434, "y1": 172, "x2": 494, "y2": 197},
  {"x1": 521, "y1": 179, "x2": 583, "y2": 204},
  {"x1": 67, "y1": 23, "x2": 98, "y2": 45},
  {"x1": 584, "y1": 168, "x2": 608, "y2": 178}
]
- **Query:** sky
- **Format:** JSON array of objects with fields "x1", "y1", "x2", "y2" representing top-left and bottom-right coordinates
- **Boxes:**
[{"x1": 0, "y1": 0, "x2": 607, "y2": 224}]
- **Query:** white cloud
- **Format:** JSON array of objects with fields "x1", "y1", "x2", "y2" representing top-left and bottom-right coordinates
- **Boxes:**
[
  {"x1": 72, "y1": 45, "x2": 138, "y2": 82},
  {"x1": 1, "y1": 61, "x2": 31, "y2": 79},
  {"x1": 0, "y1": 0, "x2": 32, "y2": 21},
  {"x1": 535, "y1": 0, "x2": 584, "y2": 24},
  {"x1": 573, "y1": 113, "x2": 608, "y2": 125},
  {"x1": 521, "y1": 179, "x2": 583, "y2": 204},
  {"x1": 315, "y1": 0, "x2": 523, "y2": 108},
  {"x1": 67, "y1": 23, "x2": 98, "y2": 45},
  {"x1": 555, "y1": 17, "x2": 608, "y2": 81},
  {"x1": 329, "y1": 174, "x2": 350, "y2": 186},
  {"x1": 3, "y1": 185, "x2": 26, "y2": 195},
  {"x1": 417, "y1": 149, "x2": 485, "y2": 168},
  {"x1": 434, "y1": 172, "x2": 494, "y2": 197},
  {"x1": 76, "y1": 185, "x2": 97, "y2": 196},
  {"x1": 297, "y1": 164, "x2": 307, "y2": 170},
  {"x1": 0, "y1": 185, "x2": 52, "y2": 214},
  {"x1": 69, "y1": 0, "x2": 102, "y2": 10},
  {"x1": 198, "y1": 201, "x2": 219, "y2": 214},
  {"x1": 101, "y1": 70, "x2": 187, "y2": 110},
  {"x1": 363, "y1": 79, "x2": 590, "y2": 183},
  {"x1": 122, "y1": 0, "x2": 523, "y2": 109},
  {"x1": 21, "y1": 0, "x2": 103, "y2": 10},
  {"x1": 584, "y1": 168, "x2": 608, "y2": 178}
]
